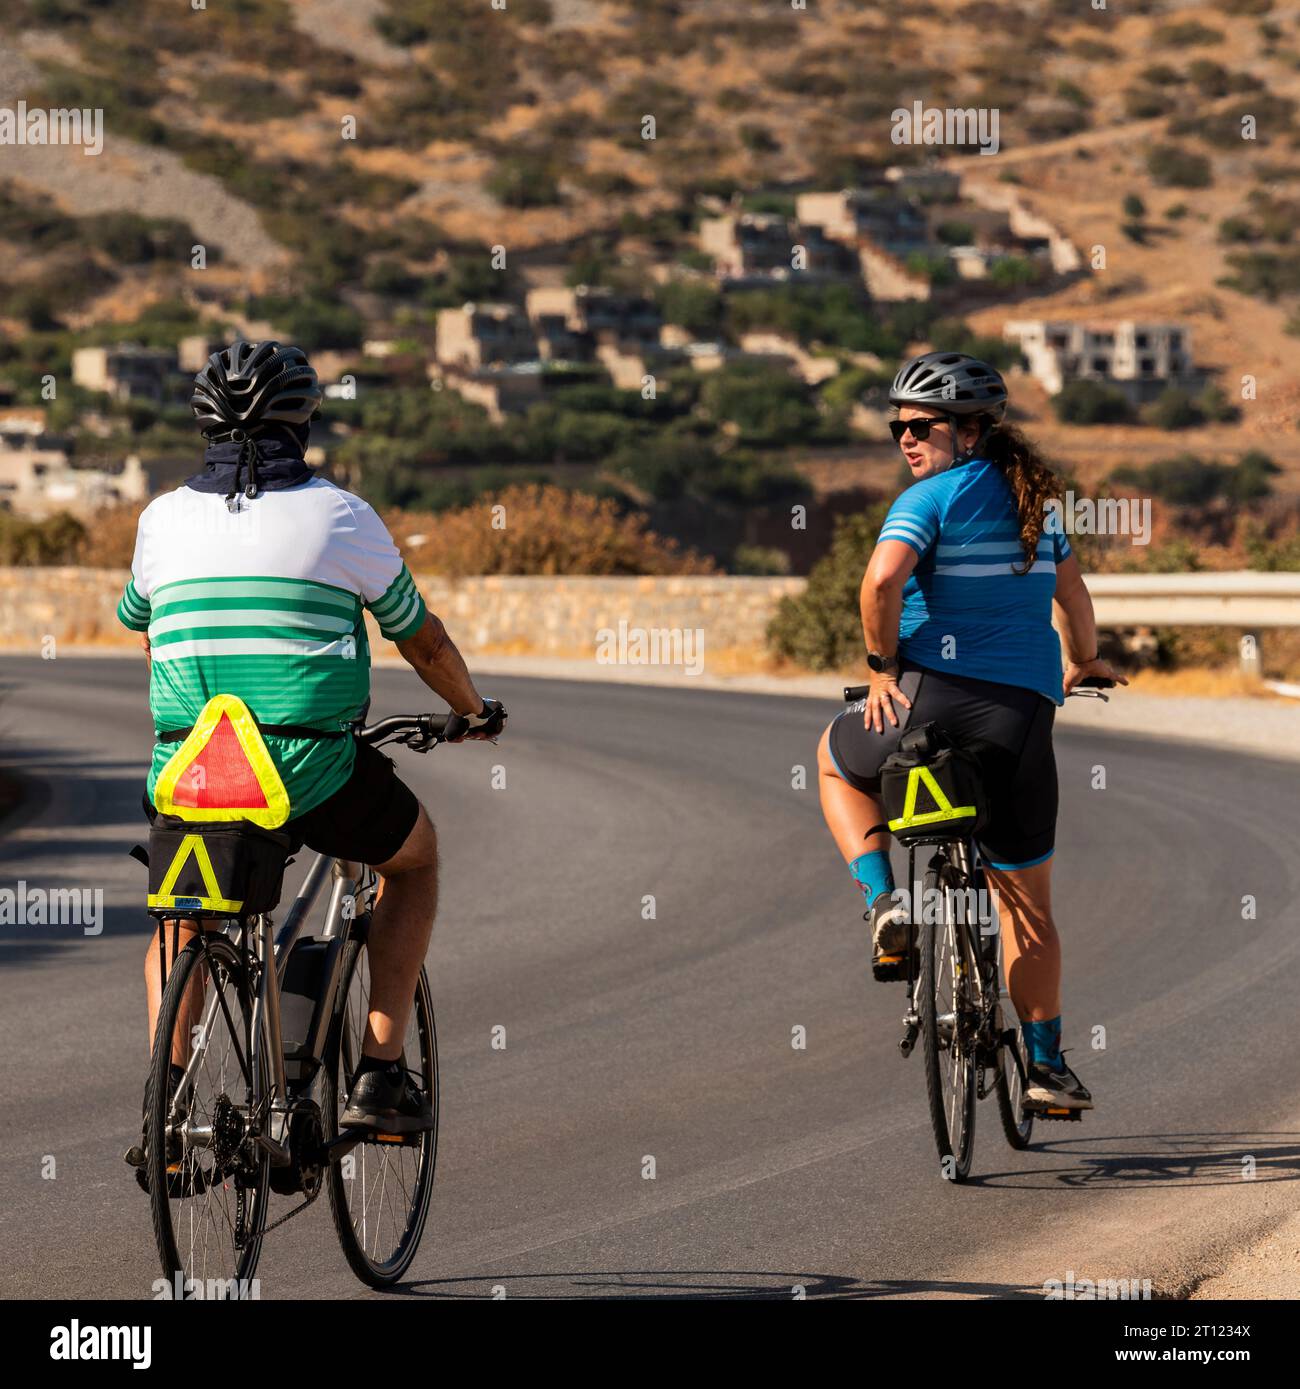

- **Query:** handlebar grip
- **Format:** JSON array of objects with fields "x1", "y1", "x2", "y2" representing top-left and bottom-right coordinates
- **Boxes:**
[
  {"x1": 1077, "y1": 676, "x2": 1116, "y2": 689},
  {"x1": 844, "y1": 685, "x2": 870, "y2": 702}
]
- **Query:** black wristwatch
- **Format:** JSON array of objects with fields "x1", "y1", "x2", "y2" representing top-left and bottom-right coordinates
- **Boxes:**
[{"x1": 867, "y1": 650, "x2": 899, "y2": 674}]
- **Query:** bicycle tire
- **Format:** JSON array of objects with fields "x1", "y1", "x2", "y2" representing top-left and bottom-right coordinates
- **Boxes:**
[
  {"x1": 323, "y1": 936, "x2": 438, "y2": 1289},
  {"x1": 917, "y1": 863, "x2": 977, "y2": 1183},
  {"x1": 147, "y1": 932, "x2": 270, "y2": 1297},
  {"x1": 994, "y1": 1025, "x2": 1034, "y2": 1150}
]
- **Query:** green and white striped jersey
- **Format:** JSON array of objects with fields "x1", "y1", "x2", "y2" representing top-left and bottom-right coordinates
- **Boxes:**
[{"x1": 117, "y1": 478, "x2": 427, "y2": 816}]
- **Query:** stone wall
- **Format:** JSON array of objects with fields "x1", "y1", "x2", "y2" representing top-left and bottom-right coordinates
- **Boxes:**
[{"x1": 0, "y1": 568, "x2": 807, "y2": 664}]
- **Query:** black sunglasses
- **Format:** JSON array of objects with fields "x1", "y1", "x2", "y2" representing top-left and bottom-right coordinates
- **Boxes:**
[{"x1": 889, "y1": 416, "x2": 950, "y2": 443}]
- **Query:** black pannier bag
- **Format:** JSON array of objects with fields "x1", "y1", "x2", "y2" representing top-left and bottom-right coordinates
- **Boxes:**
[
  {"x1": 879, "y1": 722, "x2": 987, "y2": 844},
  {"x1": 146, "y1": 814, "x2": 292, "y2": 919}
]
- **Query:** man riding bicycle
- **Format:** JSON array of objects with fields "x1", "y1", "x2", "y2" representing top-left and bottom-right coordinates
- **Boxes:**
[
  {"x1": 817, "y1": 351, "x2": 1125, "y2": 1114},
  {"x1": 118, "y1": 339, "x2": 504, "y2": 1146}
]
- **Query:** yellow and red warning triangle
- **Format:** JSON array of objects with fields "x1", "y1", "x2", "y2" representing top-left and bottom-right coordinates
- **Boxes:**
[{"x1": 155, "y1": 694, "x2": 290, "y2": 828}]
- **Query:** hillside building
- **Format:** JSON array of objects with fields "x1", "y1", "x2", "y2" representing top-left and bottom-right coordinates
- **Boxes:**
[
  {"x1": 0, "y1": 430, "x2": 148, "y2": 517},
  {"x1": 1003, "y1": 320, "x2": 1197, "y2": 400},
  {"x1": 71, "y1": 345, "x2": 178, "y2": 403},
  {"x1": 435, "y1": 303, "x2": 537, "y2": 369}
]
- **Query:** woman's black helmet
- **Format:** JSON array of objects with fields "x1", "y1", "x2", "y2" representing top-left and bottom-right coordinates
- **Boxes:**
[
  {"x1": 889, "y1": 351, "x2": 1008, "y2": 419},
  {"x1": 190, "y1": 339, "x2": 321, "y2": 439}
]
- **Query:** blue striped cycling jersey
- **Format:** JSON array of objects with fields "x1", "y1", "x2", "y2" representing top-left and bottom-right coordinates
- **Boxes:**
[{"x1": 877, "y1": 457, "x2": 1071, "y2": 705}]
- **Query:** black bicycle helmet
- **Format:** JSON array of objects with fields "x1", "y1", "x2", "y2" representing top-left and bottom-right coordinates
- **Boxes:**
[
  {"x1": 889, "y1": 351, "x2": 1008, "y2": 419},
  {"x1": 190, "y1": 339, "x2": 321, "y2": 440}
]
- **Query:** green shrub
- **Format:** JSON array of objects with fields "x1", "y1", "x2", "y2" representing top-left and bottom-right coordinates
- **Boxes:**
[
  {"x1": 988, "y1": 255, "x2": 1046, "y2": 288},
  {"x1": 1153, "y1": 21, "x2": 1223, "y2": 48},
  {"x1": 487, "y1": 154, "x2": 563, "y2": 208},
  {"x1": 1143, "y1": 387, "x2": 1203, "y2": 430},
  {"x1": 766, "y1": 509, "x2": 888, "y2": 671},
  {"x1": 936, "y1": 220, "x2": 976, "y2": 245},
  {"x1": 1053, "y1": 380, "x2": 1134, "y2": 425},
  {"x1": 1124, "y1": 87, "x2": 1178, "y2": 120},
  {"x1": 1147, "y1": 144, "x2": 1213, "y2": 188},
  {"x1": 732, "y1": 544, "x2": 792, "y2": 576},
  {"x1": 1111, "y1": 451, "x2": 1276, "y2": 505},
  {"x1": 655, "y1": 280, "x2": 723, "y2": 337},
  {"x1": 697, "y1": 363, "x2": 819, "y2": 445},
  {"x1": 1122, "y1": 193, "x2": 1147, "y2": 219},
  {"x1": 1219, "y1": 248, "x2": 1300, "y2": 297},
  {"x1": 1218, "y1": 216, "x2": 1260, "y2": 243}
]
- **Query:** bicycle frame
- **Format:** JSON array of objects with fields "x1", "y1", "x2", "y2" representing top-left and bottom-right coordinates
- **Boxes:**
[
  {"x1": 898, "y1": 835, "x2": 1001, "y2": 1057},
  {"x1": 172, "y1": 853, "x2": 378, "y2": 1165}
]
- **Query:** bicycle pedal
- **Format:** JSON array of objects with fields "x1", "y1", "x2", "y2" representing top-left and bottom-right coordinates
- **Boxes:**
[
  {"x1": 872, "y1": 948, "x2": 918, "y2": 982},
  {"x1": 1026, "y1": 1106, "x2": 1083, "y2": 1122},
  {"x1": 372, "y1": 1132, "x2": 417, "y2": 1146}
]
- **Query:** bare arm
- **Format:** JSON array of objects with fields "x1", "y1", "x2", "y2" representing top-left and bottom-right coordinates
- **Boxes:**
[
  {"x1": 859, "y1": 539, "x2": 920, "y2": 731},
  {"x1": 394, "y1": 612, "x2": 484, "y2": 717},
  {"x1": 1053, "y1": 553, "x2": 1128, "y2": 694}
]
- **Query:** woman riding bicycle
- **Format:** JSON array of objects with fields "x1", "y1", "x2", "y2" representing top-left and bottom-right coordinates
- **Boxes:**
[{"x1": 816, "y1": 350, "x2": 1126, "y2": 1112}]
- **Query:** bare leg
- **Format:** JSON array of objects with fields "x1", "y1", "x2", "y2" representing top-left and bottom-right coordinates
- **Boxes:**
[
  {"x1": 363, "y1": 806, "x2": 438, "y2": 1061},
  {"x1": 143, "y1": 919, "x2": 207, "y2": 1067},
  {"x1": 817, "y1": 726, "x2": 889, "y2": 862},
  {"x1": 984, "y1": 860, "x2": 1060, "y2": 1023}
]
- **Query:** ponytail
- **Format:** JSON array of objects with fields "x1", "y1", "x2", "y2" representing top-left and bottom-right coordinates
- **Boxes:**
[{"x1": 979, "y1": 421, "x2": 1063, "y2": 574}]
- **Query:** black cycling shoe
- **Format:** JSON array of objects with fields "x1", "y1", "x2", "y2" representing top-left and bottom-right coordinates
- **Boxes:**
[
  {"x1": 868, "y1": 892, "x2": 914, "y2": 981},
  {"x1": 341, "y1": 1062, "x2": 434, "y2": 1135},
  {"x1": 1023, "y1": 1053, "x2": 1094, "y2": 1115}
]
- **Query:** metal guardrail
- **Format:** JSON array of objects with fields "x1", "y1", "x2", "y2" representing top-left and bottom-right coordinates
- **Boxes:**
[{"x1": 1086, "y1": 573, "x2": 1300, "y2": 629}]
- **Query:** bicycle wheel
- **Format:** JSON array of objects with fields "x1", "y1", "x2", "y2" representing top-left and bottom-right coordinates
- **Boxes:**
[
  {"x1": 146, "y1": 931, "x2": 270, "y2": 1297},
  {"x1": 995, "y1": 1013, "x2": 1034, "y2": 1150},
  {"x1": 324, "y1": 935, "x2": 438, "y2": 1288},
  {"x1": 917, "y1": 862, "x2": 977, "y2": 1182}
]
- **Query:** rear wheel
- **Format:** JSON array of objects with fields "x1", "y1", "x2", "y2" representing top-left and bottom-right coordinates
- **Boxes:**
[
  {"x1": 324, "y1": 935, "x2": 438, "y2": 1288},
  {"x1": 917, "y1": 863, "x2": 977, "y2": 1183},
  {"x1": 995, "y1": 1015, "x2": 1034, "y2": 1150},
  {"x1": 147, "y1": 931, "x2": 270, "y2": 1297}
]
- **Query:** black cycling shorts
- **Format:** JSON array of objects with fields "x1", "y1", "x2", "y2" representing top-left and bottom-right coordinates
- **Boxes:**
[
  {"x1": 144, "y1": 741, "x2": 421, "y2": 869},
  {"x1": 827, "y1": 661, "x2": 1058, "y2": 870}
]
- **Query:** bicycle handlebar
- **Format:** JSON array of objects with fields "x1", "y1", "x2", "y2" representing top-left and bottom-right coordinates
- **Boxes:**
[
  {"x1": 842, "y1": 675, "x2": 1117, "y2": 703},
  {"x1": 356, "y1": 713, "x2": 452, "y2": 750}
]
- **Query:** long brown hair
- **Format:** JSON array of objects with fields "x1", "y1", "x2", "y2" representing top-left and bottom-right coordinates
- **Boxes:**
[{"x1": 978, "y1": 420, "x2": 1063, "y2": 574}]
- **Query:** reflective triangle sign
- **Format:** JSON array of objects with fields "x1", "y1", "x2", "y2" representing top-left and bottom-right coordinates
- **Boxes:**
[{"x1": 155, "y1": 694, "x2": 290, "y2": 829}]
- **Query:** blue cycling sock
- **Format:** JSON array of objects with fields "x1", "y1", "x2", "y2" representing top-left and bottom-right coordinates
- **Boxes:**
[
  {"x1": 1021, "y1": 1016, "x2": 1063, "y2": 1068},
  {"x1": 849, "y1": 850, "x2": 895, "y2": 903}
]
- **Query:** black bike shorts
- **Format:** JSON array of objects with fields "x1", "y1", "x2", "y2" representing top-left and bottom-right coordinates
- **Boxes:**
[
  {"x1": 827, "y1": 661, "x2": 1058, "y2": 871},
  {"x1": 144, "y1": 741, "x2": 421, "y2": 869}
]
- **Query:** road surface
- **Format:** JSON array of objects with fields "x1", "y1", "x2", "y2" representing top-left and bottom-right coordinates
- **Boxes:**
[{"x1": 1, "y1": 656, "x2": 1297, "y2": 1299}]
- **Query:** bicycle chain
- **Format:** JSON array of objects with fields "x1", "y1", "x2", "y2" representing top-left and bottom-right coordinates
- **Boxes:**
[{"x1": 261, "y1": 1185, "x2": 323, "y2": 1235}]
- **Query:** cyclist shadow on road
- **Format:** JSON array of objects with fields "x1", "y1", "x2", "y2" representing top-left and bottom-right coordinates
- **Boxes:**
[
  {"x1": 390, "y1": 1269, "x2": 1055, "y2": 1299},
  {"x1": 969, "y1": 1131, "x2": 1300, "y2": 1189}
]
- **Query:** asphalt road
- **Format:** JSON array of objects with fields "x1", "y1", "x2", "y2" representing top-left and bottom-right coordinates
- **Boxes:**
[{"x1": 2, "y1": 655, "x2": 1298, "y2": 1300}]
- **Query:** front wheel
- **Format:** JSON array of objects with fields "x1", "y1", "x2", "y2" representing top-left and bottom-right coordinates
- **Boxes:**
[
  {"x1": 324, "y1": 936, "x2": 438, "y2": 1288},
  {"x1": 917, "y1": 865, "x2": 977, "y2": 1183}
]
